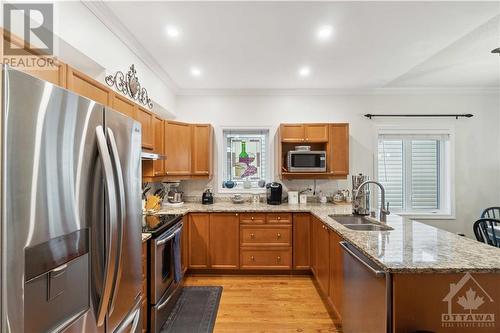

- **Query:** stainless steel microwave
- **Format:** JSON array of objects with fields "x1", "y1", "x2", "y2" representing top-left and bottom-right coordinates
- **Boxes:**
[{"x1": 287, "y1": 150, "x2": 327, "y2": 172}]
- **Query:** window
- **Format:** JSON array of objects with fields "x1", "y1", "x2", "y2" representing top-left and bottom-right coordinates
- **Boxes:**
[
  {"x1": 221, "y1": 129, "x2": 270, "y2": 192},
  {"x1": 377, "y1": 130, "x2": 453, "y2": 216}
]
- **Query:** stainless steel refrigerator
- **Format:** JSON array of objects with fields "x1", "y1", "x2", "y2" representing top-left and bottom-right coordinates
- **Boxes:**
[{"x1": 1, "y1": 66, "x2": 143, "y2": 332}]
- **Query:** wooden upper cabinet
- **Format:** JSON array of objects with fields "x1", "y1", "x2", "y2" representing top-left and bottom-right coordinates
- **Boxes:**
[
  {"x1": 164, "y1": 121, "x2": 191, "y2": 176},
  {"x1": 188, "y1": 213, "x2": 210, "y2": 269},
  {"x1": 152, "y1": 116, "x2": 164, "y2": 176},
  {"x1": 328, "y1": 123, "x2": 349, "y2": 176},
  {"x1": 304, "y1": 124, "x2": 329, "y2": 142},
  {"x1": 209, "y1": 213, "x2": 239, "y2": 269},
  {"x1": 111, "y1": 93, "x2": 136, "y2": 118},
  {"x1": 136, "y1": 107, "x2": 154, "y2": 150},
  {"x1": 67, "y1": 67, "x2": 112, "y2": 106},
  {"x1": 2, "y1": 29, "x2": 67, "y2": 87},
  {"x1": 293, "y1": 213, "x2": 311, "y2": 270},
  {"x1": 280, "y1": 124, "x2": 305, "y2": 142},
  {"x1": 280, "y1": 124, "x2": 329, "y2": 142},
  {"x1": 191, "y1": 124, "x2": 213, "y2": 176}
]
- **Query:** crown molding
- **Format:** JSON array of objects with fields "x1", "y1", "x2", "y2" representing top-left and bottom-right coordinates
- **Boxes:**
[
  {"x1": 176, "y1": 87, "x2": 500, "y2": 96},
  {"x1": 82, "y1": 1, "x2": 179, "y2": 93}
]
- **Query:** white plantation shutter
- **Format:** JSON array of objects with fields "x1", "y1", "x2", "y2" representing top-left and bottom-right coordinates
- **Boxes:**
[
  {"x1": 378, "y1": 140, "x2": 404, "y2": 209},
  {"x1": 410, "y1": 140, "x2": 439, "y2": 210},
  {"x1": 378, "y1": 133, "x2": 448, "y2": 213}
]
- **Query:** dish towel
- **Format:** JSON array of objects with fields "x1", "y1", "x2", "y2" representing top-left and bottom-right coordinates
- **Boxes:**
[{"x1": 173, "y1": 229, "x2": 183, "y2": 282}]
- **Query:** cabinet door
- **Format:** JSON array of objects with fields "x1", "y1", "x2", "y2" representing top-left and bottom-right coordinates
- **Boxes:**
[
  {"x1": 188, "y1": 213, "x2": 210, "y2": 268},
  {"x1": 293, "y1": 213, "x2": 310, "y2": 269},
  {"x1": 181, "y1": 216, "x2": 189, "y2": 273},
  {"x1": 67, "y1": 67, "x2": 112, "y2": 106},
  {"x1": 112, "y1": 93, "x2": 136, "y2": 119},
  {"x1": 329, "y1": 123, "x2": 349, "y2": 176},
  {"x1": 136, "y1": 107, "x2": 154, "y2": 150},
  {"x1": 280, "y1": 124, "x2": 305, "y2": 142},
  {"x1": 209, "y1": 213, "x2": 239, "y2": 269},
  {"x1": 2, "y1": 30, "x2": 67, "y2": 87},
  {"x1": 329, "y1": 231, "x2": 343, "y2": 319},
  {"x1": 164, "y1": 121, "x2": 192, "y2": 176},
  {"x1": 152, "y1": 116, "x2": 164, "y2": 176},
  {"x1": 315, "y1": 218, "x2": 330, "y2": 295},
  {"x1": 191, "y1": 124, "x2": 212, "y2": 176},
  {"x1": 304, "y1": 124, "x2": 329, "y2": 142}
]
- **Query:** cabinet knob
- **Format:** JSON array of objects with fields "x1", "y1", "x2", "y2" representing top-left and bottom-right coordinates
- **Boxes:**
[
  {"x1": 250, "y1": 233, "x2": 255, "y2": 239},
  {"x1": 277, "y1": 256, "x2": 281, "y2": 262},
  {"x1": 277, "y1": 216, "x2": 281, "y2": 220},
  {"x1": 235, "y1": 213, "x2": 238, "y2": 216},
  {"x1": 251, "y1": 256, "x2": 255, "y2": 261},
  {"x1": 276, "y1": 233, "x2": 281, "y2": 239},
  {"x1": 165, "y1": 171, "x2": 169, "y2": 175},
  {"x1": 251, "y1": 216, "x2": 254, "y2": 220}
]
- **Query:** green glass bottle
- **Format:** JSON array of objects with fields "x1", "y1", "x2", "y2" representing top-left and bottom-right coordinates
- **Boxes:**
[{"x1": 239, "y1": 141, "x2": 248, "y2": 161}]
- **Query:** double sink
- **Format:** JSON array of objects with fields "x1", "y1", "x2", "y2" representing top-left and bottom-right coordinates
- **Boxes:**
[{"x1": 328, "y1": 215, "x2": 394, "y2": 231}]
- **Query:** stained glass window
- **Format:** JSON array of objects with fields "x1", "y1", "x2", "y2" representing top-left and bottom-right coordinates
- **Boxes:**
[{"x1": 222, "y1": 129, "x2": 269, "y2": 190}]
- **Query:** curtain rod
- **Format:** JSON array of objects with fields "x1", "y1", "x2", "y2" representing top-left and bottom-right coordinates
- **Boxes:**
[{"x1": 364, "y1": 114, "x2": 473, "y2": 120}]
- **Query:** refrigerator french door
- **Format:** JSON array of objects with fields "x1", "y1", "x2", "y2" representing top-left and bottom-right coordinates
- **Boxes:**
[{"x1": 1, "y1": 66, "x2": 143, "y2": 333}]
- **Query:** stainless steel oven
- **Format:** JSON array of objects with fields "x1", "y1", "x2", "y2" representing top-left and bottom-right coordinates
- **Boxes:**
[
  {"x1": 287, "y1": 150, "x2": 327, "y2": 172},
  {"x1": 148, "y1": 216, "x2": 183, "y2": 333}
]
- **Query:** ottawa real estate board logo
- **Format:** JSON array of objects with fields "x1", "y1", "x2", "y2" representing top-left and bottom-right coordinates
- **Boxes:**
[
  {"x1": 441, "y1": 273, "x2": 495, "y2": 329},
  {"x1": 2, "y1": 3, "x2": 57, "y2": 70}
]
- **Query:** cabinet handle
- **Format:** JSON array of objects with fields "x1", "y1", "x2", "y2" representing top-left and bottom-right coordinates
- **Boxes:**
[
  {"x1": 276, "y1": 233, "x2": 281, "y2": 239},
  {"x1": 250, "y1": 233, "x2": 255, "y2": 239},
  {"x1": 277, "y1": 256, "x2": 281, "y2": 262},
  {"x1": 251, "y1": 256, "x2": 255, "y2": 261}
]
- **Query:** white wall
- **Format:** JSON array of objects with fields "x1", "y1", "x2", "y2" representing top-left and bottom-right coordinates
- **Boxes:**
[
  {"x1": 52, "y1": 2, "x2": 176, "y2": 117},
  {"x1": 174, "y1": 92, "x2": 500, "y2": 237}
]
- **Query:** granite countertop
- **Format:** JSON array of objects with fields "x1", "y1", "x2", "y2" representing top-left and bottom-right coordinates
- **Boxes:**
[{"x1": 154, "y1": 202, "x2": 500, "y2": 274}]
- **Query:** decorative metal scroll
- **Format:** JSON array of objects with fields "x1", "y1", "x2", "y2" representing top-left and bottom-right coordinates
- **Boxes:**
[{"x1": 105, "y1": 64, "x2": 153, "y2": 109}]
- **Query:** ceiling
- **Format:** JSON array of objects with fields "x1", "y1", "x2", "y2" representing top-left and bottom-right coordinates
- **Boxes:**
[{"x1": 99, "y1": 1, "x2": 500, "y2": 92}]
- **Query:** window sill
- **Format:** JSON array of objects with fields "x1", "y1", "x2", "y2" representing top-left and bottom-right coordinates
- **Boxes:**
[
  {"x1": 395, "y1": 212, "x2": 455, "y2": 220},
  {"x1": 218, "y1": 188, "x2": 267, "y2": 194}
]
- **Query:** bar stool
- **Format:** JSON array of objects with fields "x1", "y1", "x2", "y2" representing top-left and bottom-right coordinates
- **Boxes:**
[
  {"x1": 473, "y1": 218, "x2": 500, "y2": 247},
  {"x1": 481, "y1": 207, "x2": 500, "y2": 219}
]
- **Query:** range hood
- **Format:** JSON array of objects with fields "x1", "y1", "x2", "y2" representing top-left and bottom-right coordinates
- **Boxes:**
[{"x1": 141, "y1": 151, "x2": 167, "y2": 160}]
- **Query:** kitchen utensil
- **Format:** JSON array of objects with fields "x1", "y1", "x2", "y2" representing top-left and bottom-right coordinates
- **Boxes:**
[{"x1": 202, "y1": 189, "x2": 214, "y2": 205}]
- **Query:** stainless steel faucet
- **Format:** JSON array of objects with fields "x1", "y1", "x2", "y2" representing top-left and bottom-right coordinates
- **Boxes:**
[{"x1": 354, "y1": 180, "x2": 390, "y2": 222}]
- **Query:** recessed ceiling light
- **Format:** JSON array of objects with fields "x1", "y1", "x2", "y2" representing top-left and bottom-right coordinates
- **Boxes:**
[
  {"x1": 165, "y1": 26, "x2": 180, "y2": 39},
  {"x1": 190, "y1": 67, "x2": 202, "y2": 77},
  {"x1": 298, "y1": 66, "x2": 311, "y2": 77},
  {"x1": 317, "y1": 25, "x2": 333, "y2": 41}
]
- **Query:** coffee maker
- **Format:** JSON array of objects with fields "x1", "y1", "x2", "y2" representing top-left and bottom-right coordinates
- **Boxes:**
[{"x1": 266, "y1": 182, "x2": 282, "y2": 205}]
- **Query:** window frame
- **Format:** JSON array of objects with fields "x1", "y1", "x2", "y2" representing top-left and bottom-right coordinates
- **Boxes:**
[
  {"x1": 217, "y1": 126, "x2": 273, "y2": 194},
  {"x1": 375, "y1": 126, "x2": 455, "y2": 220}
]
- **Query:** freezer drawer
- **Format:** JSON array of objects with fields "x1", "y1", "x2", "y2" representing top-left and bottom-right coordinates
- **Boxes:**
[{"x1": 340, "y1": 241, "x2": 392, "y2": 333}]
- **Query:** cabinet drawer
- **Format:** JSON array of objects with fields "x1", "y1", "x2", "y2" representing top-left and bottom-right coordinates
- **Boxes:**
[
  {"x1": 240, "y1": 248, "x2": 292, "y2": 269},
  {"x1": 266, "y1": 213, "x2": 292, "y2": 224},
  {"x1": 240, "y1": 225, "x2": 291, "y2": 246},
  {"x1": 239, "y1": 213, "x2": 266, "y2": 224}
]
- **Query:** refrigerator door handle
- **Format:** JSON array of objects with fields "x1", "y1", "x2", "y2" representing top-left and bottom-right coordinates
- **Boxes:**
[
  {"x1": 106, "y1": 127, "x2": 126, "y2": 315},
  {"x1": 95, "y1": 125, "x2": 119, "y2": 326}
]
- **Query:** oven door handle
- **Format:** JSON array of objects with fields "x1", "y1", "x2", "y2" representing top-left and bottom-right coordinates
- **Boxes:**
[{"x1": 156, "y1": 224, "x2": 182, "y2": 246}]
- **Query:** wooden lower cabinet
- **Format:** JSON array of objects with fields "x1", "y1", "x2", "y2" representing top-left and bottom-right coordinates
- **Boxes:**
[
  {"x1": 293, "y1": 213, "x2": 310, "y2": 269},
  {"x1": 328, "y1": 231, "x2": 344, "y2": 320},
  {"x1": 312, "y1": 217, "x2": 330, "y2": 295},
  {"x1": 181, "y1": 215, "x2": 189, "y2": 273},
  {"x1": 240, "y1": 225, "x2": 291, "y2": 247},
  {"x1": 240, "y1": 247, "x2": 292, "y2": 269},
  {"x1": 209, "y1": 213, "x2": 239, "y2": 269},
  {"x1": 188, "y1": 213, "x2": 210, "y2": 269}
]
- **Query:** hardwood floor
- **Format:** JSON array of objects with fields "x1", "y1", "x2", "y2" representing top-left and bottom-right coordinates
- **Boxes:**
[{"x1": 183, "y1": 274, "x2": 341, "y2": 332}]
